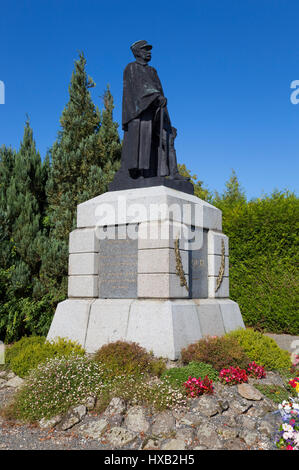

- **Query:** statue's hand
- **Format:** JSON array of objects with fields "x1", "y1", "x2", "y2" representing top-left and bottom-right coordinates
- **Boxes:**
[{"x1": 157, "y1": 95, "x2": 167, "y2": 108}]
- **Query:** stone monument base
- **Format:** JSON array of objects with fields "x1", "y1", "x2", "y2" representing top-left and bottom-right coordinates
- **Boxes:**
[
  {"x1": 109, "y1": 171, "x2": 194, "y2": 195},
  {"x1": 47, "y1": 298, "x2": 245, "y2": 360}
]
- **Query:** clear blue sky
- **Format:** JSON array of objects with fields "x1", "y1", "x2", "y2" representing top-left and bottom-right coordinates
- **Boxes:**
[{"x1": 1, "y1": 0, "x2": 298, "y2": 199}]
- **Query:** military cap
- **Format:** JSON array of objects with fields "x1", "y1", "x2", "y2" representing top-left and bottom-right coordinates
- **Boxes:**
[{"x1": 130, "y1": 40, "x2": 152, "y2": 52}]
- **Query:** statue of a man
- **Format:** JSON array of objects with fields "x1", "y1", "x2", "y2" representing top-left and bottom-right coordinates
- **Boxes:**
[{"x1": 119, "y1": 40, "x2": 187, "y2": 181}]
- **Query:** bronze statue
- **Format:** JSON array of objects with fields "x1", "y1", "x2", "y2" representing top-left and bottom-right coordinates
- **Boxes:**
[{"x1": 109, "y1": 40, "x2": 192, "y2": 194}]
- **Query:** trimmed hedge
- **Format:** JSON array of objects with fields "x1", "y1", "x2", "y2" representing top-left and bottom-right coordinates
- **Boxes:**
[{"x1": 217, "y1": 191, "x2": 299, "y2": 334}]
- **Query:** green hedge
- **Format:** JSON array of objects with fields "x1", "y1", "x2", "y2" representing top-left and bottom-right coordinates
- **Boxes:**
[{"x1": 218, "y1": 191, "x2": 299, "y2": 334}]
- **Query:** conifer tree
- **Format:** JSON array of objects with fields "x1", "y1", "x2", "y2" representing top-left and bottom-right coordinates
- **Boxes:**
[
  {"x1": 40, "y1": 52, "x2": 121, "y2": 297},
  {"x1": 0, "y1": 145, "x2": 16, "y2": 269},
  {"x1": 213, "y1": 169, "x2": 246, "y2": 210},
  {"x1": 4, "y1": 119, "x2": 48, "y2": 295},
  {"x1": 0, "y1": 122, "x2": 49, "y2": 341}
]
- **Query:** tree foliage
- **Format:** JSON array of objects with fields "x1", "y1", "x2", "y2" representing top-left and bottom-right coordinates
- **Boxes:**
[{"x1": 0, "y1": 52, "x2": 121, "y2": 341}]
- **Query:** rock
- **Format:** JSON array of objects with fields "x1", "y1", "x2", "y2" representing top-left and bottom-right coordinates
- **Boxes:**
[
  {"x1": 178, "y1": 411, "x2": 204, "y2": 427},
  {"x1": 108, "y1": 414, "x2": 124, "y2": 427},
  {"x1": 162, "y1": 438, "x2": 186, "y2": 450},
  {"x1": 175, "y1": 427, "x2": 195, "y2": 444},
  {"x1": 5, "y1": 376, "x2": 24, "y2": 388},
  {"x1": 39, "y1": 414, "x2": 62, "y2": 429},
  {"x1": 249, "y1": 371, "x2": 284, "y2": 387},
  {"x1": 0, "y1": 371, "x2": 7, "y2": 378},
  {"x1": 0, "y1": 378, "x2": 6, "y2": 387},
  {"x1": 223, "y1": 438, "x2": 247, "y2": 450},
  {"x1": 78, "y1": 419, "x2": 109, "y2": 439},
  {"x1": 192, "y1": 395, "x2": 219, "y2": 417},
  {"x1": 246, "y1": 400, "x2": 275, "y2": 418},
  {"x1": 103, "y1": 397, "x2": 126, "y2": 417},
  {"x1": 239, "y1": 429, "x2": 259, "y2": 446},
  {"x1": 85, "y1": 396, "x2": 96, "y2": 411},
  {"x1": 193, "y1": 445, "x2": 208, "y2": 450},
  {"x1": 105, "y1": 427, "x2": 137, "y2": 447},
  {"x1": 217, "y1": 399, "x2": 229, "y2": 413},
  {"x1": 152, "y1": 411, "x2": 176, "y2": 437},
  {"x1": 124, "y1": 406, "x2": 151, "y2": 434},
  {"x1": 72, "y1": 404, "x2": 87, "y2": 420},
  {"x1": 230, "y1": 399, "x2": 252, "y2": 415},
  {"x1": 218, "y1": 411, "x2": 237, "y2": 427},
  {"x1": 142, "y1": 438, "x2": 161, "y2": 450},
  {"x1": 217, "y1": 427, "x2": 239, "y2": 440},
  {"x1": 60, "y1": 414, "x2": 80, "y2": 431},
  {"x1": 196, "y1": 423, "x2": 222, "y2": 449},
  {"x1": 258, "y1": 419, "x2": 275, "y2": 437},
  {"x1": 237, "y1": 384, "x2": 263, "y2": 401},
  {"x1": 235, "y1": 415, "x2": 257, "y2": 431},
  {"x1": 256, "y1": 438, "x2": 273, "y2": 450},
  {"x1": 59, "y1": 405, "x2": 87, "y2": 431},
  {"x1": 6, "y1": 372, "x2": 15, "y2": 380}
]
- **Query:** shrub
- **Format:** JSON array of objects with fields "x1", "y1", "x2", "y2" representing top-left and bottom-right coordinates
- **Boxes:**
[
  {"x1": 181, "y1": 336, "x2": 250, "y2": 371},
  {"x1": 161, "y1": 361, "x2": 218, "y2": 388},
  {"x1": 93, "y1": 341, "x2": 166, "y2": 377},
  {"x1": 6, "y1": 336, "x2": 85, "y2": 378},
  {"x1": 8, "y1": 355, "x2": 105, "y2": 421},
  {"x1": 226, "y1": 328, "x2": 292, "y2": 370}
]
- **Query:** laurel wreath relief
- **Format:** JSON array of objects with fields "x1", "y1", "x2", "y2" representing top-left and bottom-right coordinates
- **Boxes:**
[
  {"x1": 174, "y1": 238, "x2": 189, "y2": 292},
  {"x1": 215, "y1": 239, "x2": 225, "y2": 293}
]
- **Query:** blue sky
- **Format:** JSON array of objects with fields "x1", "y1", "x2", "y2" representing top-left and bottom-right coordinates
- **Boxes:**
[{"x1": 0, "y1": 0, "x2": 298, "y2": 199}]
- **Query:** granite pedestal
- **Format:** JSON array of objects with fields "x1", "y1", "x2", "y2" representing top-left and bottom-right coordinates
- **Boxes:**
[{"x1": 47, "y1": 186, "x2": 245, "y2": 359}]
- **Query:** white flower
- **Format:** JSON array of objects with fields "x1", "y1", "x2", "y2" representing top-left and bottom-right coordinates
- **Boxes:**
[
  {"x1": 282, "y1": 423, "x2": 293, "y2": 432},
  {"x1": 283, "y1": 431, "x2": 293, "y2": 440}
]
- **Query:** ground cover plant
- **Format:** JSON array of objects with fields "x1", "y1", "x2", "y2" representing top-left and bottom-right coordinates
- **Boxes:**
[
  {"x1": 161, "y1": 361, "x2": 219, "y2": 387},
  {"x1": 4, "y1": 335, "x2": 85, "y2": 377},
  {"x1": 2, "y1": 331, "x2": 297, "y2": 438},
  {"x1": 6, "y1": 354, "x2": 106, "y2": 421}
]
